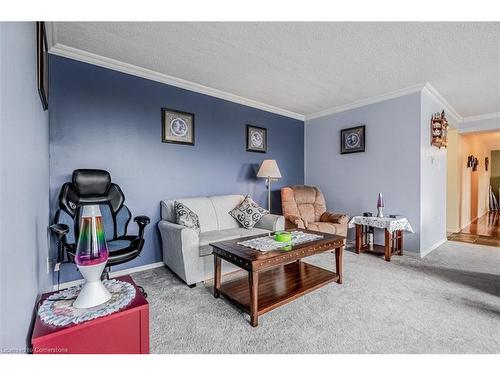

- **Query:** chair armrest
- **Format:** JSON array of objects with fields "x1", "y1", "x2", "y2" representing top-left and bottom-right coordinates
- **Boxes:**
[
  {"x1": 49, "y1": 224, "x2": 70, "y2": 264},
  {"x1": 285, "y1": 214, "x2": 307, "y2": 229},
  {"x1": 49, "y1": 224, "x2": 69, "y2": 237},
  {"x1": 134, "y1": 215, "x2": 151, "y2": 237},
  {"x1": 134, "y1": 215, "x2": 151, "y2": 226},
  {"x1": 254, "y1": 214, "x2": 285, "y2": 232},
  {"x1": 320, "y1": 211, "x2": 349, "y2": 225}
]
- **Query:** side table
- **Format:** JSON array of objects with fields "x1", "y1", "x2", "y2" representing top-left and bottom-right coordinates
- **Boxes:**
[
  {"x1": 348, "y1": 216, "x2": 414, "y2": 261},
  {"x1": 31, "y1": 275, "x2": 149, "y2": 354}
]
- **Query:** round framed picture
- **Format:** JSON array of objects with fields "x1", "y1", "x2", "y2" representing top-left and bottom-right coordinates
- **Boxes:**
[
  {"x1": 161, "y1": 108, "x2": 195, "y2": 145},
  {"x1": 340, "y1": 125, "x2": 365, "y2": 154}
]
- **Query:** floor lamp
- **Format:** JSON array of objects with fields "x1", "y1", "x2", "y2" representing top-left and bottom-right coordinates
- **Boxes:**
[{"x1": 257, "y1": 159, "x2": 282, "y2": 212}]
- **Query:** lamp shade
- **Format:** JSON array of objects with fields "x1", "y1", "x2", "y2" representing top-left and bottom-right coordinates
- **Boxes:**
[{"x1": 257, "y1": 160, "x2": 282, "y2": 178}]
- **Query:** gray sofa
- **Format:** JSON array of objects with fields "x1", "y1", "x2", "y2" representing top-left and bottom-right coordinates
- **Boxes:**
[{"x1": 158, "y1": 194, "x2": 285, "y2": 286}]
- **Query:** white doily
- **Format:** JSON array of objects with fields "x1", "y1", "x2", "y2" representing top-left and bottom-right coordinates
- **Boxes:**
[
  {"x1": 238, "y1": 231, "x2": 323, "y2": 252},
  {"x1": 38, "y1": 279, "x2": 136, "y2": 327},
  {"x1": 348, "y1": 216, "x2": 414, "y2": 233}
]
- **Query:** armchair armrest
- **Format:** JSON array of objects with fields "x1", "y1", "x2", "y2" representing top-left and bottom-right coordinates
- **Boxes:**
[
  {"x1": 134, "y1": 215, "x2": 151, "y2": 237},
  {"x1": 254, "y1": 214, "x2": 285, "y2": 232},
  {"x1": 285, "y1": 214, "x2": 307, "y2": 229},
  {"x1": 320, "y1": 211, "x2": 349, "y2": 225}
]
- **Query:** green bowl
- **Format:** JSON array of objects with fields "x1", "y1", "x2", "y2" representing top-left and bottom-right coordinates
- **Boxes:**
[{"x1": 274, "y1": 231, "x2": 292, "y2": 242}]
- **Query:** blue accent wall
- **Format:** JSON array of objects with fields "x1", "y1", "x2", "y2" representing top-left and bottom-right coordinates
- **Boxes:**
[{"x1": 49, "y1": 55, "x2": 304, "y2": 283}]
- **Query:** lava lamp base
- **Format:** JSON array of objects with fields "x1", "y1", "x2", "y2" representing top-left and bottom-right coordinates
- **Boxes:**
[{"x1": 74, "y1": 262, "x2": 111, "y2": 309}]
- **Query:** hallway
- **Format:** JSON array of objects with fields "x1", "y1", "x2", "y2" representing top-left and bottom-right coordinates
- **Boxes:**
[{"x1": 448, "y1": 212, "x2": 500, "y2": 247}]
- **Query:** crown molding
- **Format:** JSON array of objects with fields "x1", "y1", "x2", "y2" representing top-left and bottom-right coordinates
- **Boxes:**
[
  {"x1": 461, "y1": 111, "x2": 500, "y2": 123},
  {"x1": 422, "y1": 83, "x2": 463, "y2": 123},
  {"x1": 304, "y1": 83, "x2": 427, "y2": 121},
  {"x1": 47, "y1": 40, "x2": 497, "y2": 127},
  {"x1": 48, "y1": 43, "x2": 305, "y2": 121}
]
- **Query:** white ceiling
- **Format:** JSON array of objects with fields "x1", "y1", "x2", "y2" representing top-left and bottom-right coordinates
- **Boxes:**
[{"x1": 51, "y1": 22, "x2": 500, "y2": 119}]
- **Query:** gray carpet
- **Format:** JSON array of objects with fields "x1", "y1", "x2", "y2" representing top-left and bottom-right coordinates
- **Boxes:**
[{"x1": 131, "y1": 241, "x2": 500, "y2": 353}]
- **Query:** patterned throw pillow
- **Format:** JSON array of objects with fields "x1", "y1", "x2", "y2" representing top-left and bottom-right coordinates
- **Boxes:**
[
  {"x1": 174, "y1": 201, "x2": 200, "y2": 233},
  {"x1": 229, "y1": 196, "x2": 269, "y2": 229}
]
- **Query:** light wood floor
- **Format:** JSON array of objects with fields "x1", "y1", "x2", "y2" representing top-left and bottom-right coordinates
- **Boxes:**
[{"x1": 448, "y1": 212, "x2": 500, "y2": 247}]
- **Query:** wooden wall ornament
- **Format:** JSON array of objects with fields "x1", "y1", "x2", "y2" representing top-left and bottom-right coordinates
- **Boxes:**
[{"x1": 431, "y1": 110, "x2": 448, "y2": 149}]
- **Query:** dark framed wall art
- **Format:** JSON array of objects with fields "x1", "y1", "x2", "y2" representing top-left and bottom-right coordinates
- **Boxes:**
[
  {"x1": 246, "y1": 125, "x2": 267, "y2": 153},
  {"x1": 340, "y1": 125, "x2": 365, "y2": 154},
  {"x1": 37, "y1": 21, "x2": 49, "y2": 110},
  {"x1": 161, "y1": 108, "x2": 195, "y2": 145}
]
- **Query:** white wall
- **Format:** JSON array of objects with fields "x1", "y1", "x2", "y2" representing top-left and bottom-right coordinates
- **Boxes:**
[
  {"x1": 459, "y1": 115, "x2": 500, "y2": 134},
  {"x1": 0, "y1": 22, "x2": 50, "y2": 351},
  {"x1": 420, "y1": 90, "x2": 450, "y2": 254},
  {"x1": 305, "y1": 93, "x2": 422, "y2": 253}
]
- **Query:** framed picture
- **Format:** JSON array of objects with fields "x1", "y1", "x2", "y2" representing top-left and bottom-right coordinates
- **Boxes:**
[
  {"x1": 161, "y1": 108, "x2": 195, "y2": 145},
  {"x1": 340, "y1": 125, "x2": 365, "y2": 154},
  {"x1": 246, "y1": 125, "x2": 267, "y2": 153},
  {"x1": 37, "y1": 21, "x2": 49, "y2": 110}
]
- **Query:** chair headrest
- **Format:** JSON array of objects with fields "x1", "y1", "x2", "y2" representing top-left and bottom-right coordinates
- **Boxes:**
[{"x1": 73, "y1": 169, "x2": 111, "y2": 196}]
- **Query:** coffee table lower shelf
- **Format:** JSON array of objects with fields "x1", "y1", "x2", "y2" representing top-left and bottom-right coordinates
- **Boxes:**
[{"x1": 219, "y1": 261, "x2": 339, "y2": 318}]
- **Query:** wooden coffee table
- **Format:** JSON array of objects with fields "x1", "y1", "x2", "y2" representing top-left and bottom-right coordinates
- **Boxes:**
[{"x1": 211, "y1": 229, "x2": 345, "y2": 327}]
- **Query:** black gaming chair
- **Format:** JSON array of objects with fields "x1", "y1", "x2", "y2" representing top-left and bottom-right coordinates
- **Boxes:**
[{"x1": 50, "y1": 169, "x2": 150, "y2": 280}]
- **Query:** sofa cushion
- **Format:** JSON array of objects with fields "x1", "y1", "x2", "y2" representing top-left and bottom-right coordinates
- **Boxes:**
[
  {"x1": 209, "y1": 194, "x2": 245, "y2": 230},
  {"x1": 229, "y1": 196, "x2": 269, "y2": 229},
  {"x1": 161, "y1": 197, "x2": 218, "y2": 233},
  {"x1": 199, "y1": 227, "x2": 270, "y2": 257},
  {"x1": 174, "y1": 201, "x2": 201, "y2": 233}
]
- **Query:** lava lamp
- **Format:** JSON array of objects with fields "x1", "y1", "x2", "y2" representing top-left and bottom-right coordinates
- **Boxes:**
[
  {"x1": 73, "y1": 205, "x2": 111, "y2": 308},
  {"x1": 376, "y1": 192, "x2": 385, "y2": 218}
]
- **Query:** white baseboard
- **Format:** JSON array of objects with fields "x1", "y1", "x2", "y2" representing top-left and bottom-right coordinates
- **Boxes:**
[
  {"x1": 420, "y1": 238, "x2": 448, "y2": 258},
  {"x1": 51, "y1": 261, "x2": 165, "y2": 291}
]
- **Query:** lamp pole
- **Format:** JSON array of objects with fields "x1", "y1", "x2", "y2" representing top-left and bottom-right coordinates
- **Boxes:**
[{"x1": 267, "y1": 176, "x2": 272, "y2": 212}]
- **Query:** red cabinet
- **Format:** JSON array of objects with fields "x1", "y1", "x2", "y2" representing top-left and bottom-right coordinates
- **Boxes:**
[{"x1": 31, "y1": 276, "x2": 149, "y2": 354}]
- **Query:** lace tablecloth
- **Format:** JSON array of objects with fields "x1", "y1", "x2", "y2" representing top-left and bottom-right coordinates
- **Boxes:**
[
  {"x1": 238, "y1": 231, "x2": 323, "y2": 252},
  {"x1": 348, "y1": 216, "x2": 414, "y2": 233},
  {"x1": 38, "y1": 279, "x2": 136, "y2": 327}
]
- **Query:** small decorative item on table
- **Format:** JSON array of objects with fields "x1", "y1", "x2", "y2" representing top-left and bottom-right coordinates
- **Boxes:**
[
  {"x1": 161, "y1": 108, "x2": 195, "y2": 145},
  {"x1": 274, "y1": 231, "x2": 292, "y2": 242},
  {"x1": 376, "y1": 192, "x2": 384, "y2": 218},
  {"x1": 348, "y1": 215, "x2": 414, "y2": 262}
]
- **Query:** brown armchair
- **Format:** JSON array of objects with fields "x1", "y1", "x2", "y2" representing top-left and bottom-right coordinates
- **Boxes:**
[{"x1": 281, "y1": 185, "x2": 349, "y2": 236}]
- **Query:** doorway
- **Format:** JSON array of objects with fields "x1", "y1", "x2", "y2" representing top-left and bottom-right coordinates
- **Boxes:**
[{"x1": 447, "y1": 131, "x2": 500, "y2": 247}]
